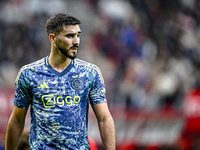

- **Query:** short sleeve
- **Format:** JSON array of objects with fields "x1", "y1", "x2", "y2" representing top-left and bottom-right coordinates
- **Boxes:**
[
  {"x1": 89, "y1": 66, "x2": 107, "y2": 105},
  {"x1": 14, "y1": 68, "x2": 32, "y2": 109}
]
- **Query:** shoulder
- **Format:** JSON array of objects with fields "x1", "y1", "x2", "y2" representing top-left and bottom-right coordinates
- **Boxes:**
[
  {"x1": 74, "y1": 58, "x2": 104, "y2": 84},
  {"x1": 74, "y1": 58, "x2": 101, "y2": 73},
  {"x1": 16, "y1": 57, "x2": 46, "y2": 82},
  {"x1": 20, "y1": 57, "x2": 46, "y2": 72},
  {"x1": 19, "y1": 57, "x2": 45, "y2": 72}
]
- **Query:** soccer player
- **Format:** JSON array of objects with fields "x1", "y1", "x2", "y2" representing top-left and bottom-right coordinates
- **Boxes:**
[{"x1": 5, "y1": 13, "x2": 116, "y2": 150}]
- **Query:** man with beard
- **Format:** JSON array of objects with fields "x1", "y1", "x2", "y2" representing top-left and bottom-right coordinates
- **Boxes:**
[{"x1": 5, "y1": 13, "x2": 116, "y2": 150}]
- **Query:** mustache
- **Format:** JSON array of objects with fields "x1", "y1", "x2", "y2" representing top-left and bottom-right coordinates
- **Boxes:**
[{"x1": 70, "y1": 45, "x2": 79, "y2": 49}]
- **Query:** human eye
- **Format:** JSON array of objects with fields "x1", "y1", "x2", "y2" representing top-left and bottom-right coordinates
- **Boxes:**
[
  {"x1": 77, "y1": 33, "x2": 81, "y2": 38},
  {"x1": 77, "y1": 32, "x2": 81, "y2": 37},
  {"x1": 66, "y1": 34, "x2": 74, "y2": 38}
]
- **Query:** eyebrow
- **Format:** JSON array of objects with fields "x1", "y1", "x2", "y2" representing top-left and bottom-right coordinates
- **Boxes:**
[
  {"x1": 77, "y1": 31, "x2": 82, "y2": 34},
  {"x1": 66, "y1": 31, "x2": 81, "y2": 35}
]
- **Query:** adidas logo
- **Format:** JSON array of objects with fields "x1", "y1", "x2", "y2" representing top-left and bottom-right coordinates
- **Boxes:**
[{"x1": 38, "y1": 81, "x2": 49, "y2": 89}]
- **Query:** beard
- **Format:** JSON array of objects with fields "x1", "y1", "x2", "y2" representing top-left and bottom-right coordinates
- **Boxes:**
[{"x1": 56, "y1": 39, "x2": 78, "y2": 60}]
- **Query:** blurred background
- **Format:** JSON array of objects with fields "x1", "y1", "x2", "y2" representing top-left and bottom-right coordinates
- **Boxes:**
[{"x1": 1, "y1": 0, "x2": 200, "y2": 149}]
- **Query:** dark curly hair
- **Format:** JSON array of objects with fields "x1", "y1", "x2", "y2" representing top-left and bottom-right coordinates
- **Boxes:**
[{"x1": 45, "y1": 13, "x2": 81, "y2": 36}]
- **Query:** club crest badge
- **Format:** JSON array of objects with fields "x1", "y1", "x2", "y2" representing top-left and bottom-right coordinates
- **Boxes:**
[{"x1": 71, "y1": 78, "x2": 84, "y2": 90}]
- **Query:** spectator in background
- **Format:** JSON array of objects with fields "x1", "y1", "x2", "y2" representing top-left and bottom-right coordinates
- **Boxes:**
[
  {"x1": 181, "y1": 73, "x2": 200, "y2": 150},
  {"x1": 89, "y1": 136, "x2": 98, "y2": 150}
]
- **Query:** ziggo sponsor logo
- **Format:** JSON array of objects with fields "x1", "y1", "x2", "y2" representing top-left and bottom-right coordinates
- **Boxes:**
[{"x1": 42, "y1": 94, "x2": 81, "y2": 108}]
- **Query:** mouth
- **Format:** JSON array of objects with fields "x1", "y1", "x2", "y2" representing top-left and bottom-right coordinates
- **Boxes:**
[
  {"x1": 70, "y1": 46, "x2": 78, "y2": 52},
  {"x1": 70, "y1": 49, "x2": 77, "y2": 53}
]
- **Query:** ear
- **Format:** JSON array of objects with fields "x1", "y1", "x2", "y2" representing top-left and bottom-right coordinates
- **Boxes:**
[{"x1": 49, "y1": 33, "x2": 56, "y2": 44}]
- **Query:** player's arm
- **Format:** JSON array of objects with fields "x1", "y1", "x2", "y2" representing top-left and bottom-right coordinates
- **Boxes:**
[
  {"x1": 92, "y1": 102, "x2": 116, "y2": 150},
  {"x1": 5, "y1": 104, "x2": 28, "y2": 150}
]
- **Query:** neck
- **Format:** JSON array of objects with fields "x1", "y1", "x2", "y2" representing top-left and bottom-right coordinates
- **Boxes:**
[{"x1": 48, "y1": 53, "x2": 72, "y2": 73}]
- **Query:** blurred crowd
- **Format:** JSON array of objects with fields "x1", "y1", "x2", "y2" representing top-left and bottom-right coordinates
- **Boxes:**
[{"x1": 0, "y1": 0, "x2": 200, "y2": 112}]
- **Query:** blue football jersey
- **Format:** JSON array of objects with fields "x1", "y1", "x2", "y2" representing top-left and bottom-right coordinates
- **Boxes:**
[{"x1": 14, "y1": 56, "x2": 107, "y2": 150}]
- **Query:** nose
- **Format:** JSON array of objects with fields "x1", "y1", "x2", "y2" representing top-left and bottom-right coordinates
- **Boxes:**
[{"x1": 73, "y1": 36, "x2": 80, "y2": 45}]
